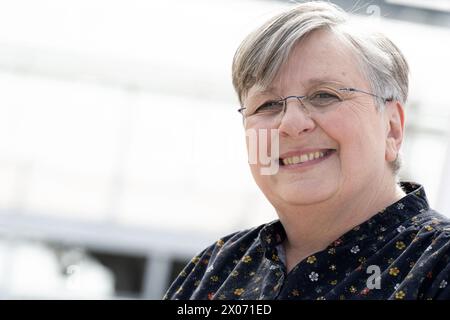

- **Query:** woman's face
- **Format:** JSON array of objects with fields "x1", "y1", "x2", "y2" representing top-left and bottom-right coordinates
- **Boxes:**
[{"x1": 244, "y1": 29, "x2": 396, "y2": 210}]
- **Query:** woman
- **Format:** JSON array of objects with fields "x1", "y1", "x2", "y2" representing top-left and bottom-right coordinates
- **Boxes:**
[{"x1": 164, "y1": 1, "x2": 450, "y2": 300}]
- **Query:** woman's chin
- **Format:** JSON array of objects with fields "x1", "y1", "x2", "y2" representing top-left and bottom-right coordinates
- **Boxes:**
[{"x1": 275, "y1": 182, "x2": 338, "y2": 206}]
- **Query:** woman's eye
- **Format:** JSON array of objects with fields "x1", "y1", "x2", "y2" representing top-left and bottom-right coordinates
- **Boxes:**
[
  {"x1": 309, "y1": 91, "x2": 341, "y2": 106},
  {"x1": 254, "y1": 101, "x2": 284, "y2": 114}
]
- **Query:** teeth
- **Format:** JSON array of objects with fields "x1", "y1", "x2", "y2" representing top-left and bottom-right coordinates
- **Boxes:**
[
  {"x1": 282, "y1": 150, "x2": 330, "y2": 166},
  {"x1": 300, "y1": 154, "x2": 308, "y2": 162}
]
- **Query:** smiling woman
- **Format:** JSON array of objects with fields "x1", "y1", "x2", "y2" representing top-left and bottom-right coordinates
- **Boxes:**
[{"x1": 164, "y1": 1, "x2": 450, "y2": 300}]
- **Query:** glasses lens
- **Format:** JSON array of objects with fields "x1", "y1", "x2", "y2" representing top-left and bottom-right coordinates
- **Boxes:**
[
  {"x1": 306, "y1": 89, "x2": 342, "y2": 112},
  {"x1": 252, "y1": 101, "x2": 284, "y2": 116}
]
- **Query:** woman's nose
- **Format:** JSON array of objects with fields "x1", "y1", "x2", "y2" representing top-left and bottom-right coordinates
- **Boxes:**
[{"x1": 277, "y1": 99, "x2": 316, "y2": 137}]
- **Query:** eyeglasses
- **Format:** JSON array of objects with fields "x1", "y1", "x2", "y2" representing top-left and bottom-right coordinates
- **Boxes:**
[{"x1": 237, "y1": 86, "x2": 392, "y2": 125}]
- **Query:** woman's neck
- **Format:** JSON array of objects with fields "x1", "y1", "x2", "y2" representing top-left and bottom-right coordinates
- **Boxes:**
[{"x1": 278, "y1": 181, "x2": 406, "y2": 273}]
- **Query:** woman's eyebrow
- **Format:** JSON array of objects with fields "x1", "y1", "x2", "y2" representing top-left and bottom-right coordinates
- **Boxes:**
[
  {"x1": 263, "y1": 78, "x2": 346, "y2": 91},
  {"x1": 248, "y1": 78, "x2": 346, "y2": 101},
  {"x1": 246, "y1": 88, "x2": 279, "y2": 102},
  {"x1": 305, "y1": 78, "x2": 345, "y2": 86}
]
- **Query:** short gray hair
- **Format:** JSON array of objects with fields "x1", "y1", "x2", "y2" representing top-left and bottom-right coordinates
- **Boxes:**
[{"x1": 231, "y1": 1, "x2": 408, "y2": 174}]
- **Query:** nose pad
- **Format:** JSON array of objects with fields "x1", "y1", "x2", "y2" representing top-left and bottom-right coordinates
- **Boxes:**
[
  {"x1": 294, "y1": 96, "x2": 310, "y2": 114},
  {"x1": 277, "y1": 95, "x2": 315, "y2": 134},
  {"x1": 282, "y1": 96, "x2": 311, "y2": 118}
]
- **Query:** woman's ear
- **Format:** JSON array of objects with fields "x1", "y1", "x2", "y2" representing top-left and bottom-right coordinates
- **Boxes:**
[{"x1": 385, "y1": 101, "x2": 405, "y2": 163}]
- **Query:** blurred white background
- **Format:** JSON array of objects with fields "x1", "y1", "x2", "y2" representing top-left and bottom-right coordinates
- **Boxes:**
[{"x1": 0, "y1": 0, "x2": 449, "y2": 299}]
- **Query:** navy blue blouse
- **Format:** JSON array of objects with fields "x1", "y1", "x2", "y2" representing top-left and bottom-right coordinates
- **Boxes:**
[{"x1": 164, "y1": 182, "x2": 450, "y2": 300}]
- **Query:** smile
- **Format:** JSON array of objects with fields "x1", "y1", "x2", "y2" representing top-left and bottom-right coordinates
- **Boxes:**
[{"x1": 279, "y1": 149, "x2": 336, "y2": 167}]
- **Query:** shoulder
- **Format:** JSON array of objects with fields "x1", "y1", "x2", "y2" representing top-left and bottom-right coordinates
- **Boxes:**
[
  {"x1": 162, "y1": 222, "x2": 269, "y2": 300},
  {"x1": 403, "y1": 209, "x2": 450, "y2": 299},
  {"x1": 405, "y1": 208, "x2": 450, "y2": 259},
  {"x1": 407, "y1": 208, "x2": 450, "y2": 241}
]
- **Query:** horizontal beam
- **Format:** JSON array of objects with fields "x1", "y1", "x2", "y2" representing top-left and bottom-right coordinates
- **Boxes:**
[
  {"x1": 0, "y1": 208, "x2": 215, "y2": 260},
  {"x1": 0, "y1": 42, "x2": 235, "y2": 104}
]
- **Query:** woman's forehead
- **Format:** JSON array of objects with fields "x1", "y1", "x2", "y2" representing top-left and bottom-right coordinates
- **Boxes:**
[
  {"x1": 246, "y1": 32, "x2": 367, "y2": 100},
  {"x1": 279, "y1": 36, "x2": 362, "y2": 83}
]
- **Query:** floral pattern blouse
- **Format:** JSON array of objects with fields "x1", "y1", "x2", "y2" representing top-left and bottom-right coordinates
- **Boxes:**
[{"x1": 163, "y1": 182, "x2": 450, "y2": 300}]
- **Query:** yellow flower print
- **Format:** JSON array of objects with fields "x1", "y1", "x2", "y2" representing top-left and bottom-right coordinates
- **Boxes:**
[
  {"x1": 306, "y1": 255, "x2": 317, "y2": 264},
  {"x1": 330, "y1": 280, "x2": 338, "y2": 285},
  {"x1": 242, "y1": 255, "x2": 252, "y2": 263},
  {"x1": 176, "y1": 286, "x2": 183, "y2": 294},
  {"x1": 191, "y1": 256, "x2": 200, "y2": 264},
  {"x1": 249, "y1": 271, "x2": 256, "y2": 277},
  {"x1": 396, "y1": 241, "x2": 406, "y2": 250},
  {"x1": 216, "y1": 239, "x2": 224, "y2": 247},
  {"x1": 349, "y1": 286, "x2": 357, "y2": 293},
  {"x1": 328, "y1": 248, "x2": 336, "y2": 255},
  {"x1": 231, "y1": 270, "x2": 239, "y2": 277},
  {"x1": 272, "y1": 254, "x2": 279, "y2": 262},
  {"x1": 329, "y1": 264, "x2": 337, "y2": 271},
  {"x1": 389, "y1": 267, "x2": 400, "y2": 276},
  {"x1": 210, "y1": 275, "x2": 219, "y2": 282},
  {"x1": 395, "y1": 290, "x2": 406, "y2": 300},
  {"x1": 425, "y1": 225, "x2": 433, "y2": 231},
  {"x1": 194, "y1": 280, "x2": 200, "y2": 287},
  {"x1": 180, "y1": 270, "x2": 187, "y2": 277},
  {"x1": 234, "y1": 288, "x2": 245, "y2": 296},
  {"x1": 292, "y1": 289, "x2": 300, "y2": 296}
]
